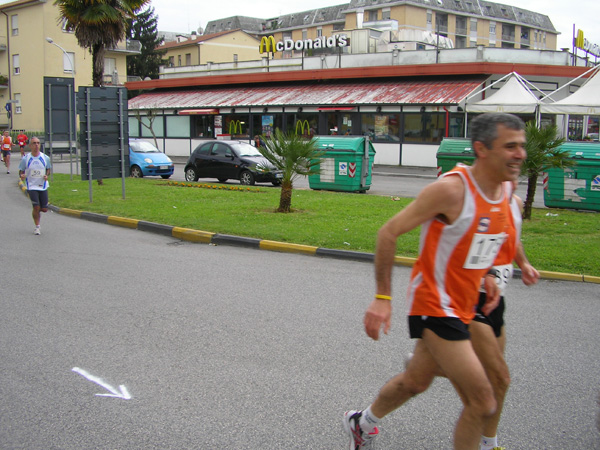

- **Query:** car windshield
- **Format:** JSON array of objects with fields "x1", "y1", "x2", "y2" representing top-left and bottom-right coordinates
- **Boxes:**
[
  {"x1": 231, "y1": 142, "x2": 263, "y2": 157},
  {"x1": 130, "y1": 141, "x2": 160, "y2": 153}
]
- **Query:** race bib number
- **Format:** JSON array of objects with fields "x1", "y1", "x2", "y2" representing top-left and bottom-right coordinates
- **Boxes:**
[
  {"x1": 463, "y1": 233, "x2": 506, "y2": 269},
  {"x1": 480, "y1": 263, "x2": 513, "y2": 294},
  {"x1": 28, "y1": 168, "x2": 45, "y2": 188}
]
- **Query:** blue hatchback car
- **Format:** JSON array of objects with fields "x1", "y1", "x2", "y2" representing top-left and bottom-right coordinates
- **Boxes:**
[{"x1": 129, "y1": 139, "x2": 174, "y2": 179}]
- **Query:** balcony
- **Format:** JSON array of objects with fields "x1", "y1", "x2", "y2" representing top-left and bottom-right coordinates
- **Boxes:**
[
  {"x1": 108, "y1": 39, "x2": 141, "y2": 55},
  {"x1": 0, "y1": 74, "x2": 7, "y2": 88}
]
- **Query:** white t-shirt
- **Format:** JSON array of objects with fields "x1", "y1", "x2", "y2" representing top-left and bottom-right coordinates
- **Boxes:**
[{"x1": 19, "y1": 153, "x2": 52, "y2": 191}]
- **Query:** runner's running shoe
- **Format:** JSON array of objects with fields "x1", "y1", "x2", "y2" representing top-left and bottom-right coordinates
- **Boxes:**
[{"x1": 343, "y1": 410, "x2": 379, "y2": 449}]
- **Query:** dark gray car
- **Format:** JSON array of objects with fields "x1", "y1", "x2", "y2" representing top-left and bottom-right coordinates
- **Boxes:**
[{"x1": 184, "y1": 140, "x2": 282, "y2": 186}]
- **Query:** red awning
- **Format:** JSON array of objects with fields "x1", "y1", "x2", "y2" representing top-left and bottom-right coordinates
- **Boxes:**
[
  {"x1": 178, "y1": 109, "x2": 219, "y2": 115},
  {"x1": 129, "y1": 78, "x2": 485, "y2": 110}
]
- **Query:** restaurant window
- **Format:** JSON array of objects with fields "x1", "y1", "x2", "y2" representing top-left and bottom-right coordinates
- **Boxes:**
[
  {"x1": 193, "y1": 115, "x2": 215, "y2": 138},
  {"x1": 361, "y1": 113, "x2": 400, "y2": 142},
  {"x1": 251, "y1": 113, "x2": 283, "y2": 139},
  {"x1": 286, "y1": 112, "x2": 318, "y2": 137},
  {"x1": 403, "y1": 112, "x2": 445, "y2": 143},
  {"x1": 129, "y1": 116, "x2": 140, "y2": 137},
  {"x1": 166, "y1": 115, "x2": 190, "y2": 138},
  {"x1": 141, "y1": 114, "x2": 164, "y2": 138},
  {"x1": 224, "y1": 114, "x2": 250, "y2": 139}
]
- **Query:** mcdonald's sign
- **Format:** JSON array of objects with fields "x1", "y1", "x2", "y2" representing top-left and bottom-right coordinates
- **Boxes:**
[
  {"x1": 259, "y1": 36, "x2": 276, "y2": 54},
  {"x1": 295, "y1": 120, "x2": 310, "y2": 135},
  {"x1": 574, "y1": 29, "x2": 600, "y2": 57},
  {"x1": 229, "y1": 120, "x2": 243, "y2": 135}
]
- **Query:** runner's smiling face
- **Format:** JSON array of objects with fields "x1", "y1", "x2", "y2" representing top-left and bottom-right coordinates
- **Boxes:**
[{"x1": 480, "y1": 124, "x2": 526, "y2": 182}]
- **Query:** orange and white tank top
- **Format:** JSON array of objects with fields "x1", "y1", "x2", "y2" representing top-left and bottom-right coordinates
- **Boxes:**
[
  {"x1": 407, "y1": 164, "x2": 511, "y2": 324},
  {"x1": 1, "y1": 135, "x2": 11, "y2": 150}
]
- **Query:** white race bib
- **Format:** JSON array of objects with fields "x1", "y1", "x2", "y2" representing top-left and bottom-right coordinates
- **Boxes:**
[{"x1": 463, "y1": 233, "x2": 506, "y2": 269}]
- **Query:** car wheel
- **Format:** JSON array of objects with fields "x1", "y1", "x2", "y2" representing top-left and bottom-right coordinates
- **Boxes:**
[
  {"x1": 217, "y1": 178, "x2": 228, "y2": 183},
  {"x1": 185, "y1": 167, "x2": 199, "y2": 182},
  {"x1": 161, "y1": 175, "x2": 171, "y2": 179},
  {"x1": 130, "y1": 165, "x2": 143, "y2": 178},
  {"x1": 239, "y1": 170, "x2": 255, "y2": 185},
  {"x1": 271, "y1": 180, "x2": 282, "y2": 186}
]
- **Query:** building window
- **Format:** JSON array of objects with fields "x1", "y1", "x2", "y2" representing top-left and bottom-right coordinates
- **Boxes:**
[
  {"x1": 317, "y1": 27, "x2": 323, "y2": 37},
  {"x1": 104, "y1": 57, "x2": 116, "y2": 76},
  {"x1": 382, "y1": 8, "x2": 391, "y2": 20},
  {"x1": 12, "y1": 54, "x2": 20, "y2": 74},
  {"x1": 11, "y1": 15, "x2": 18, "y2": 36},
  {"x1": 177, "y1": 55, "x2": 182, "y2": 66},
  {"x1": 141, "y1": 114, "x2": 164, "y2": 138},
  {"x1": 61, "y1": 18, "x2": 74, "y2": 33},
  {"x1": 168, "y1": 56, "x2": 174, "y2": 67},
  {"x1": 14, "y1": 93, "x2": 21, "y2": 114},
  {"x1": 166, "y1": 115, "x2": 190, "y2": 137},
  {"x1": 426, "y1": 10, "x2": 432, "y2": 31},
  {"x1": 129, "y1": 116, "x2": 140, "y2": 137},
  {"x1": 185, "y1": 53, "x2": 191, "y2": 65},
  {"x1": 367, "y1": 10, "x2": 378, "y2": 21},
  {"x1": 63, "y1": 52, "x2": 75, "y2": 73},
  {"x1": 302, "y1": 29, "x2": 308, "y2": 40},
  {"x1": 361, "y1": 113, "x2": 400, "y2": 143},
  {"x1": 403, "y1": 113, "x2": 446, "y2": 144}
]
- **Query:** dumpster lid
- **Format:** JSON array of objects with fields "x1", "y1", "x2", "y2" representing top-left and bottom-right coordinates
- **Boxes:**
[
  {"x1": 313, "y1": 136, "x2": 376, "y2": 152},
  {"x1": 559, "y1": 142, "x2": 600, "y2": 160},
  {"x1": 436, "y1": 138, "x2": 473, "y2": 155}
]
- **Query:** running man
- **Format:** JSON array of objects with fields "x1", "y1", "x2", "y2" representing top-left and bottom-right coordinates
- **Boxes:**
[
  {"x1": 470, "y1": 186, "x2": 540, "y2": 450},
  {"x1": 17, "y1": 131, "x2": 28, "y2": 158},
  {"x1": 343, "y1": 113, "x2": 527, "y2": 450},
  {"x1": 19, "y1": 137, "x2": 51, "y2": 235},
  {"x1": 2, "y1": 130, "x2": 12, "y2": 173}
]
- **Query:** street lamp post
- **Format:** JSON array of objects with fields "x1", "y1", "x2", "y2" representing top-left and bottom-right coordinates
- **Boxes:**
[{"x1": 45, "y1": 37, "x2": 75, "y2": 74}]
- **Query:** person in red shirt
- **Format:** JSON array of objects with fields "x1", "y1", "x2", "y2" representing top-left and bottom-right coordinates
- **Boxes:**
[{"x1": 17, "y1": 132, "x2": 28, "y2": 158}]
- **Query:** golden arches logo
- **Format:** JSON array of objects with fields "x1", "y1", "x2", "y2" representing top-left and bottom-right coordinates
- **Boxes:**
[
  {"x1": 295, "y1": 120, "x2": 310, "y2": 135},
  {"x1": 575, "y1": 30, "x2": 585, "y2": 49},
  {"x1": 259, "y1": 36, "x2": 276, "y2": 54},
  {"x1": 229, "y1": 120, "x2": 243, "y2": 135}
]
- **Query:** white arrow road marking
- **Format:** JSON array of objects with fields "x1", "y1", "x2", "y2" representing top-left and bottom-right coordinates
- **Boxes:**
[{"x1": 72, "y1": 367, "x2": 131, "y2": 400}]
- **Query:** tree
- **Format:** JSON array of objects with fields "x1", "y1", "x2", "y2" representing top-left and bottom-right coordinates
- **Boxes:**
[
  {"x1": 127, "y1": 6, "x2": 166, "y2": 80},
  {"x1": 521, "y1": 121, "x2": 573, "y2": 220},
  {"x1": 55, "y1": 0, "x2": 150, "y2": 87},
  {"x1": 258, "y1": 129, "x2": 324, "y2": 213}
]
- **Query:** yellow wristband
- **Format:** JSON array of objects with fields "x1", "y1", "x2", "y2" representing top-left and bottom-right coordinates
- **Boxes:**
[{"x1": 375, "y1": 294, "x2": 392, "y2": 301}]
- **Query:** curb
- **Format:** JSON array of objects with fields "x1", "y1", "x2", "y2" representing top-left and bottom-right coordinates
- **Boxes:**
[{"x1": 45, "y1": 203, "x2": 598, "y2": 284}]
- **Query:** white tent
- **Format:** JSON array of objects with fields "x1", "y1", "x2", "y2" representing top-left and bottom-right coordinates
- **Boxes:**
[
  {"x1": 465, "y1": 72, "x2": 542, "y2": 113},
  {"x1": 540, "y1": 65, "x2": 600, "y2": 115}
]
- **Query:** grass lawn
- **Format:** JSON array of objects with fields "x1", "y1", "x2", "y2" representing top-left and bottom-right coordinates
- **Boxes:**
[{"x1": 48, "y1": 175, "x2": 600, "y2": 277}]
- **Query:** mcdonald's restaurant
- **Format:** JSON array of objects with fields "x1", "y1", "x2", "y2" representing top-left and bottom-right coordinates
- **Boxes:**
[{"x1": 126, "y1": 47, "x2": 596, "y2": 168}]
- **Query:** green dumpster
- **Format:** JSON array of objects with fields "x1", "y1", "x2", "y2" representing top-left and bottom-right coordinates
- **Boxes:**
[
  {"x1": 543, "y1": 142, "x2": 600, "y2": 212},
  {"x1": 436, "y1": 138, "x2": 474, "y2": 176},
  {"x1": 308, "y1": 136, "x2": 376, "y2": 193}
]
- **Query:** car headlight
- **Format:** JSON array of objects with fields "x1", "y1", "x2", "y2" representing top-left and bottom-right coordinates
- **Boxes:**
[{"x1": 144, "y1": 158, "x2": 153, "y2": 164}]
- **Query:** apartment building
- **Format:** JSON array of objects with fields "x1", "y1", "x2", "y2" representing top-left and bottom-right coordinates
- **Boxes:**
[
  {"x1": 159, "y1": 29, "x2": 261, "y2": 68},
  {"x1": 0, "y1": 0, "x2": 140, "y2": 131},
  {"x1": 203, "y1": 0, "x2": 558, "y2": 59}
]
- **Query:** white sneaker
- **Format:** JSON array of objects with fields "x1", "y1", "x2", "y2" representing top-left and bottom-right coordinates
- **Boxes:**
[
  {"x1": 34, "y1": 227, "x2": 40, "y2": 235},
  {"x1": 343, "y1": 410, "x2": 379, "y2": 449}
]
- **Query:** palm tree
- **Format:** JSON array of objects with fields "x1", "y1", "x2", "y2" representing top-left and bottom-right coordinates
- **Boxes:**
[
  {"x1": 258, "y1": 129, "x2": 324, "y2": 213},
  {"x1": 522, "y1": 121, "x2": 573, "y2": 220},
  {"x1": 55, "y1": 0, "x2": 149, "y2": 87}
]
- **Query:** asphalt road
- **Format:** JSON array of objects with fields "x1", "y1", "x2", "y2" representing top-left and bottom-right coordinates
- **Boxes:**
[{"x1": 2, "y1": 168, "x2": 596, "y2": 449}]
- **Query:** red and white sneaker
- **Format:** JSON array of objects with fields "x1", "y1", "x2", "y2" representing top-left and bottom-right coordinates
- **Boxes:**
[{"x1": 343, "y1": 410, "x2": 379, "y2": 449}]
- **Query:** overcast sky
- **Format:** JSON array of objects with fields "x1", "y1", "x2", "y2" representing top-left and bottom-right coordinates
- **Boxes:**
[{"x1": 147, "y1": 0, "x2": 599, "y2": 52}]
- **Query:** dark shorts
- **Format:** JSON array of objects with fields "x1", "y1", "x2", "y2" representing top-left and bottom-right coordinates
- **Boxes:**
[
  {"x1": 1, "y1": 150, "x2": 10, "y2": 157},
  {"x1": 471, "y1": 292, "x2": 506, "y2": 337},
  {"x1": 408, "y1": 315, "x2": 470, "y2": 341},
  {"x1": 28, "y1": 189, "x2": 49, "y2": 209}
]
